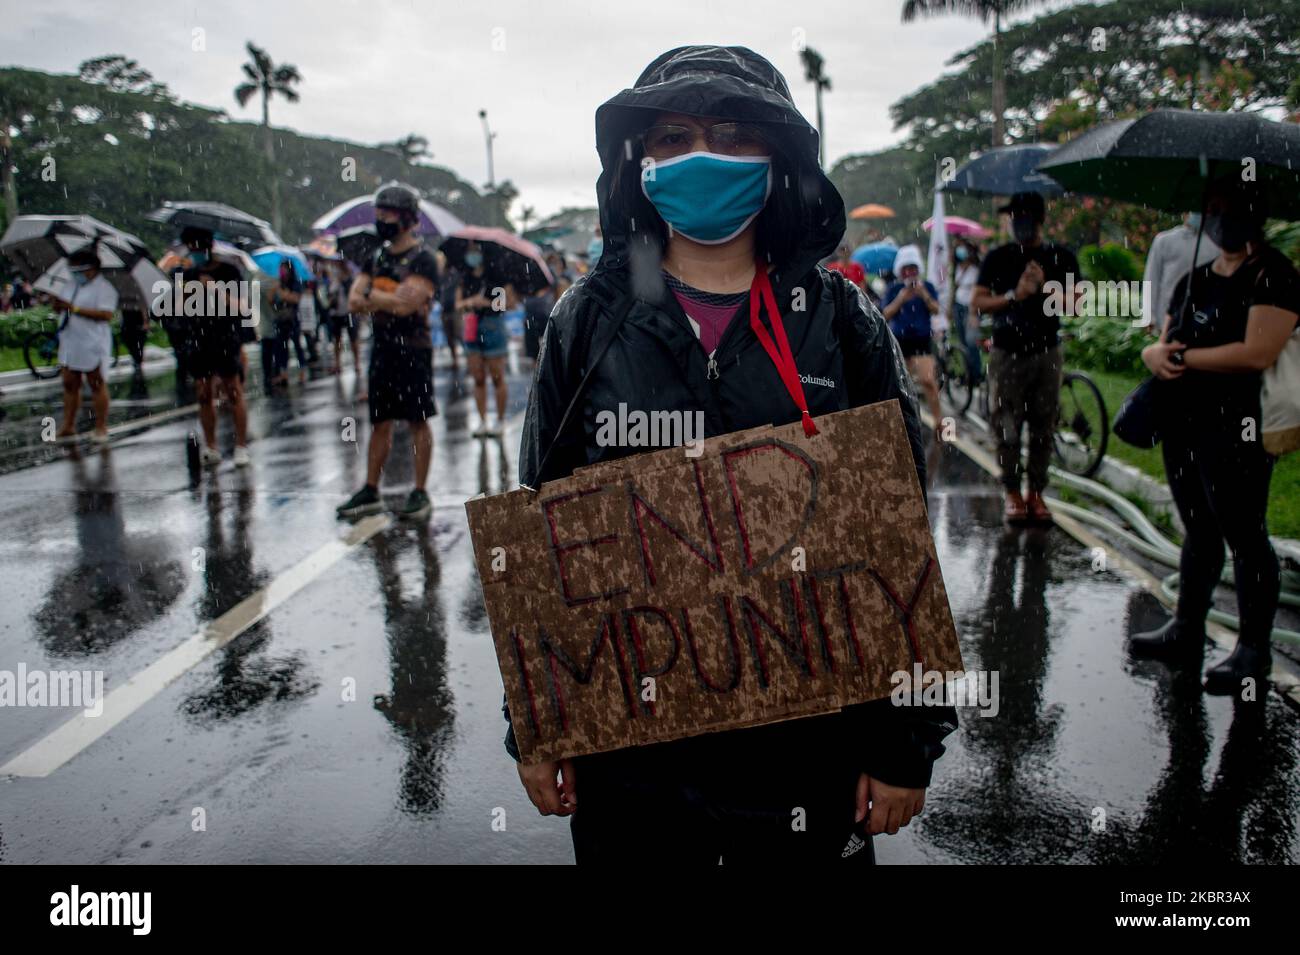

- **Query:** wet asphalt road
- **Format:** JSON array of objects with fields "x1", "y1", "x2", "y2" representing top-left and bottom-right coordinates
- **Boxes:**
[{"x1": 0, "y1": 351, "x2": 1296, "y2": 864}]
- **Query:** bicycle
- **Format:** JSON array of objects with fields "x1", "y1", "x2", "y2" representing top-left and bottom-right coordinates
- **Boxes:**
[
  {"x1": 941, "y1": 321, "x2": 1109, "y2": 478},
  {"x1": 22, "y1": 313, "x2": 123, "y2": 380}
]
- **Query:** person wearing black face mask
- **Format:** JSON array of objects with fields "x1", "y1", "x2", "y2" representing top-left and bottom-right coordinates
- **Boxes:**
[
  {"x1": 1131, "y1": 178, "x2": 1300, "y2": 695},
  {"x1": 338, "y1": 182, "x2": 441, "y2": 522},
  {"x1": 970, "y1": 192, "x2": 1081, "y2": 524}
]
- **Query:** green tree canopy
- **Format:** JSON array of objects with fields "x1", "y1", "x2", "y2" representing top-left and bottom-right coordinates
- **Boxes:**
[{"x1": 0, "y1": 65, "x2": 497, "y2": 245}]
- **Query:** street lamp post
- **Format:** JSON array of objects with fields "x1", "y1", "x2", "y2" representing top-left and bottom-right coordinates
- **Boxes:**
[{"x1": 478, "y1": 109, "x2": 497, "y2": 189}]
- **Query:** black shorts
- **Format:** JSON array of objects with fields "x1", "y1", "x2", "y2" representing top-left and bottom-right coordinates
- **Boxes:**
[
  {"x1": 327, "y1": 313, "x2": 358, "y2": 342},
  {"x1": 188, "y1": 325, "x2": 244, "y2": 380},
  {"x1": 897, "y1": 335, "x2": 933, "y2": 359},
  {"x1": 369, "y1": 346, "x2": 436, "y2": 424}
]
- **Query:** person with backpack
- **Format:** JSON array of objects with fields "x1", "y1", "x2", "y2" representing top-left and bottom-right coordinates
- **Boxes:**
[
  {"x1": 881, "y1": 244, "x2": 943, "y2": 428},
  {"x1": 336, "y1": 183, "x2": 440, "y2": 522},
  {"x1": 1129, "y1": 177, "x2": 1300, "y2": 694},
  {"x1": 508, "y1": 45, "x2": 955, "y2": 863}
]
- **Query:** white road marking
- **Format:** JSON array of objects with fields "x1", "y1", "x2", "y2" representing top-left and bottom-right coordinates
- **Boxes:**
[{"x1": 0, "y1": 513, "x2": 393, "y2": 778}]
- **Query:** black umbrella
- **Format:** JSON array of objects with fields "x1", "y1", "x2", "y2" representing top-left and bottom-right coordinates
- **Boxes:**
[
  {"x1": 440, "y1": 226, "x2": 553, "y2": 295},
  {"x1": 335, "y1": 224, "x2": 383, "y2": 269},
  {"x1": 941, "y1": 143, "x2": 1065, "y2": 198},
  {"x1": 146, "y1": 200, "x2": 281, "y2": 247},
  {"x1": 0, "y1": 214, "x2": 167, "y2": 311},
  {"x1": 1036, "y1": 109, "x2": 1300, "y2": 217}
]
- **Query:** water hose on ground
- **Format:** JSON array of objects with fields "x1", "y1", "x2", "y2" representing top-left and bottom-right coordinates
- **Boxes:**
[{"x1": 1047, "y1": 485, "x2": 1300, "y2": 647}]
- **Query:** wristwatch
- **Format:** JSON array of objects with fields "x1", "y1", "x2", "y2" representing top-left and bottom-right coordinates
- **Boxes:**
[
  {"x1": 1004, "y1": 288, "x2": 1017, "y2": 303},
  {"x1": 1170, "y1": 349, "x2": 1185, "y2": 367}
]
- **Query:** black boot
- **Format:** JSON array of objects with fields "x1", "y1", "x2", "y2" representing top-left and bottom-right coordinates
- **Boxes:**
[
  {"x1": 1129, "y1": 617, "x2": 1205, "y2": 660},
  {"x1": 1203, "y1": 641, "x2": 1272, "y2": 696}
]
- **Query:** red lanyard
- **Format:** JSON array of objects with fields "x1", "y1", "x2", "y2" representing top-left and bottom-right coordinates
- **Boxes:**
[{"x1": 749, "y1": 264, "x2": 819, "y2": 437}]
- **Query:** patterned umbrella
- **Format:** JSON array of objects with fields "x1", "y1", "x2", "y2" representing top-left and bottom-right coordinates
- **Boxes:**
[{"x1": 2, "y1": 214, "x2": 166, "y2": 311}]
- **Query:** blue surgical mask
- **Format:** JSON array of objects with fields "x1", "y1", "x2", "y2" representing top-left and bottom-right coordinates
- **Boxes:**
[
  {"x1": 464, "y1": 251, "x2": 483, "y2": 269},
  {"x1": 641, "y1": 152, "x2": 771, "y2": 245},
  {"x1": 1186, "y1": 213, "x2": 1202, "y2": 231},
  {"x1": 955, "y1": 247, "x2": 969, "y2": 262},
  {"x1": 190, "y1": 250, "x2": 210, "y2": 267},
  {"x1": 71, "y1": 271, "x2": 90, "y2": 287},
  {"x1": 587, "y1": 238, "x2": 603, "y2": 263}
]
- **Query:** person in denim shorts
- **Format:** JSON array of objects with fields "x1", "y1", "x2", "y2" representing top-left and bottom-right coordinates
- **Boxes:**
[{"x1": 457, "y1": 241, "x2": 515, "y2": 437}]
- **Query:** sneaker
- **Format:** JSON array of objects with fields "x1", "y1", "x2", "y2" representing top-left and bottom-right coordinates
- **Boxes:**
[
  {"x1": 337, "y1": 484, "x2": 384, "y2": 519},
  {"x1": 488, "y1": 420, "x2": 505, "y2": 438},
  {"x1": 472, "y1": 420, "x2": 491, "y2": 438},
  {"x1": 399, "y1": 488, "x2": 432, "y2": 522},
  {"x1": 201, "y1": 445, "x2": 222, "y2": 467},
  {"x1": 91, "y1": 429, "x2": 111, "y2": 445},
  {"x1": 233, "y1": 445, "x2": 251, "y2": 468}
]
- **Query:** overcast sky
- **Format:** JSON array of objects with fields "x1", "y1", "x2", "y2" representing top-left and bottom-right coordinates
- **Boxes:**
[{"x1": 3, "y1": 0, "x2": 1064, "y2": 222}]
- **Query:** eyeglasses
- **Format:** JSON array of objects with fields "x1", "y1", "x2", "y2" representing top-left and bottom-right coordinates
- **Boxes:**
[{"x1": 639, "y1": 122, "x2": 769, "y2": 160}]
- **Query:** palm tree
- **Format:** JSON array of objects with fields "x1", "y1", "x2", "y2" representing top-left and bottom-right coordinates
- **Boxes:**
[
  {"x1": 518, "y1": 204, "x2": 535, "y2": 235},
  {"x1": 901, "y1": 0, "x2": 1045, "y2": 148},
  {"x1": 799, "y1": 47, "x2": 831, "y2": 169},
  {"x1": 381, "y1": 133, "x2": 431, "y2": 177},
  {"x1": 234, "y1": 42, "x2": 301, "y2": 235}
]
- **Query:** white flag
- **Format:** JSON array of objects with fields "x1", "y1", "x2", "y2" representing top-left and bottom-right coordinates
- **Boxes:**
[{"x1": 927, "y1": 166, "x2": 950, "y2": 333}]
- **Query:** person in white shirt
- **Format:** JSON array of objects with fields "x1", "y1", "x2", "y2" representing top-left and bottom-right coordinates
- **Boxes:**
[
  {"x1": 1143, "y1": 213, "x2": 1219, "y2": 334},
  {"x1": 952, "y1": 239, "x2": 982, "y2": 384},
  {"x1": 55, "y1": 248, "x2": 118, "y2": 442}
]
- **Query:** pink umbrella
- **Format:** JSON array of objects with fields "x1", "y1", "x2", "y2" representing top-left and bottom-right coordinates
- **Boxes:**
[
  {"x1": 923, "y1": 215, "x2": 990, "y2": 238},
  {"x1": 441, "y1": 226, "x2": 554, "y2": 294}
]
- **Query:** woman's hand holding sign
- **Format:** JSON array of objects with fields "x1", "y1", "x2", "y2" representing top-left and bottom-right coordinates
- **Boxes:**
[
  {"x1": 856, "y1": 774, "x2": 926, "y2": 835},
  {"x1": 519, "y1": 758, "x2": 577, "y2": 816}
]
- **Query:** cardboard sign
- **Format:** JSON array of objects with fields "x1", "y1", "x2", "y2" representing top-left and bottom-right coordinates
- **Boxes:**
[{"x1": 466, "y1": 400, "x2": 962, "y2": 763}]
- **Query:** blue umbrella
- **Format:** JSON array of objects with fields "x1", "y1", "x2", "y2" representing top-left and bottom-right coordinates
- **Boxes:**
[
  {"x1": 851, "y1": 241, "x2": 899, "y2": 276},
  {"x1": 941, "y1": 143, "x2": 1065, "y2": 198},
  {"x1": 252, "y1": 244, "x2": 313, "y2": 281}
]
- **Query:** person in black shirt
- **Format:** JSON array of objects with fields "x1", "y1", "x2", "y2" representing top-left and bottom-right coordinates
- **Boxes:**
[
  {"x1": 971, "y1": 192, "x2": 1080, "y2": 523},
  {"x1": 270, "y1": 261, "x2": 303, "y2": 387},
  {"x1": 1130, "y1": 177, "x2": 1300, "y2": 694},
  {"x1": 180, "y1": 227, "x2": 251, "y2": 468},
  {"x1": 337, "y1": 183, "x2": 440, "y2": 521}
]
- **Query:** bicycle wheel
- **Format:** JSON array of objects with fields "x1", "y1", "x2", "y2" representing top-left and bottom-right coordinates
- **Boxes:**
[
  {"x1": 24, "y1": 329, "x2": 62, "y2": 379},
  {"x1": 1053, "y1": 371, "x2": 1109, "y2": 477},
  {"x1": 943, "y1": 345, "x2": 974, "y2": 415}
]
